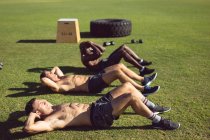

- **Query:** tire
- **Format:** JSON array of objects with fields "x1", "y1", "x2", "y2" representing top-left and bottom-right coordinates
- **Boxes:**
[{"x1": 90, "y1": 19, "x2": 132, "y2": 37}]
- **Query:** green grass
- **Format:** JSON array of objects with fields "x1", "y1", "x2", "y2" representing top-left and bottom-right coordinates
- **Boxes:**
[{"x1": 0, "y1": 0, "x2": 210, "y2": 139}]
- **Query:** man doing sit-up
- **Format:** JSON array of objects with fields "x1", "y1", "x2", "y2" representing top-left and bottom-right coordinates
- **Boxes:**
[
  {"x1": 80, "y1": 41, "x2": 154, "y2": 76},
  {"x1": 40, "y1": 64, "x2": 159, "y2": 96},
  {"x1": 24, "y1": 82, "x2": 180, "y2": 134}
]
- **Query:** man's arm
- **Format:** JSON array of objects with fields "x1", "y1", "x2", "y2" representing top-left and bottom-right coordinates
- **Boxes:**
[
  {"x1": 91, "y1": 42, "x2": 106, "y2": 52},
  {"x1": 41, "y1": 77, "x2": 60, "y2": 92},
  {"x1": 24, "y1": 113, "x2": 66, "y2": 134},
  {"x1": 50, "y1": 66, "x2": 64, "y2": 77},
  {"x1": 82, "y1": 53, "x2": 102, "y2": 62},
  {"x1": 24, "y1": 112, "x2": 53, "y2": 133}
]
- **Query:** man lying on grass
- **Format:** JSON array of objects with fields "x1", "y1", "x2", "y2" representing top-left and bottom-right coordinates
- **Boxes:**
[
  {"x1": 80, "y1": 41, "x2": 154, "y2": 76},
  {"x1": 24, "y1": 82, "x2": 180, "y2": 134},
  {"x1": 40, "y1": 64, "x2": 159, "y2": 96}
]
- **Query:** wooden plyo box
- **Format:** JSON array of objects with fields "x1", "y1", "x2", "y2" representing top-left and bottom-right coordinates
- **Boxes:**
[{"x1": 56, "y1": 18, "x2": 80, "y2": 43}]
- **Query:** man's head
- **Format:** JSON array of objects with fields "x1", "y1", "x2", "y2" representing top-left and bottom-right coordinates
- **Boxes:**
[
  {"x1": 40, "y1": 70, "x2": 59, "y2": 82},
  {"x1": 25, "y1": 98, "x2": 53, "y2": 116}
]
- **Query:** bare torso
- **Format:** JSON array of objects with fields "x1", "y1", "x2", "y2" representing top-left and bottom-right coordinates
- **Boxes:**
[
  {"x1": 81, "y1": 56, "x2": 101, "y2": 68},
  {"x1": 56, "y1": 75, "x2": 89, "y2": 92},
  {"x1": 44, "y1": 103, "x2": 92, "y2": 127}
]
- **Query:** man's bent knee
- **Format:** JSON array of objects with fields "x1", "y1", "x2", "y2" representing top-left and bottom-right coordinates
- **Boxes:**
[
  {"x1": 114, "y1": 63, "x2": 124, "y2": 70},
  {"x1": 112, "y1": 69, "x2": 123, "y2": 77},
  {"x1": 121, "y1": 82, "x2": 135, "y2": 92}
]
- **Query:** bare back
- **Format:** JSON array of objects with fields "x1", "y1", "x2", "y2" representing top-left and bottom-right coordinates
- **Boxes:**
[
  {"x1": 44, "y1": 103, "x2": 92, "y2": 128},
  {"x1": 56, "y1": 75, "x2": 89, "y2": 92}
]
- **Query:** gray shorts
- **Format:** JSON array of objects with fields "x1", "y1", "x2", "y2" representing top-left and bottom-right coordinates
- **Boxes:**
[{"x1": 90, "y1": 92, "x2": 119, "y2": 128}]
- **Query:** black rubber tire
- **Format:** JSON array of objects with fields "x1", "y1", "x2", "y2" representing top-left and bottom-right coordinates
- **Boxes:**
[{"x1": 90, "y1": 19, "x2": 132, "y2": 37}]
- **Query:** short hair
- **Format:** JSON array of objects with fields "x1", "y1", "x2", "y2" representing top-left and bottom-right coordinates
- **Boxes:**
[
  {"x1": 40, "y1": 71, "x2": 47, "y2": 79},
  {"x1": 25, "y1": 98, "x2": 36, "y2": 115}
]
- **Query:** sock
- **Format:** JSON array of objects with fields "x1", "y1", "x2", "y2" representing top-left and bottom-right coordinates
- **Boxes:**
[
  {"x1": 141, "y1": 97, "x2": 155, "y2": 109},
  {"x1": 148, "y1": 113, "x2": 161, "y2": 123},
  {"x1": 140, "y1": 59, "x2": 144, "y2": 63},
  {"x1": 140, "y1": 66, "x2": 145, "y2": 72}
]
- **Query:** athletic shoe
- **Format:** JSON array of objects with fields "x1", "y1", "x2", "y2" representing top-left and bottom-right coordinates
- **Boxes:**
[
  {"x1": 140, "y1": 67, "x2": 155, "y2": 76},
  {"x1": 142, "y1": 86, "x2": 160, "y2": 96},
  {"x1": 142, "y1": 73, "x2": 157, "y2": 86},
  {"x1": 140, "y1": 60, "x2": 152, "y2": 66},
  {"x1": 152, "y1": 118, "x2": 180, "y2": 130},
  {"x1": 150, "y1": 105, "x2": 171, "y2": 114}
]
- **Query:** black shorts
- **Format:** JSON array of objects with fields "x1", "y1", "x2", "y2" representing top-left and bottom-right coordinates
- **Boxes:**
[
  {"x1": 90, "y1": 92, "x2": 118, "y2": 128},
  {"x1": 88, "y1": 72, "x2": 109, "y2": 93},
  {"x1": 95, "y1": 58, "x2": 119, "y2": 71}
]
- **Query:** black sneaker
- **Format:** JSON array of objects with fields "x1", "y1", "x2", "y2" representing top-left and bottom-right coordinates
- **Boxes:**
[
  {"x1": 142, "y1": 73, "x2": 157, "y2": 86},
  {"x1": 140, "y1": 67, "x2": 155, "y2": 76},
  {"x1": 152, "y1": 118, "x2": 180, "y2": 130},
  {"x1": 142, "y1": 86, "x2": 160, "y2": 96},
  {"x1": 140, "y1": 60, "x2": 152, "y2": 66},
  {"x1": 150, "y1": 105, "x2": 171, "y2": 114}
]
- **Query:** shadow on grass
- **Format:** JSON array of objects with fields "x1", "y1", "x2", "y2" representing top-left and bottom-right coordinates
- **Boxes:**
[
  {"x1": 7, "y1": 82, "x2": 104, "y2": 97},
  {"x1": 27, "y1": 66, "x2": 95, "y2": 75},
  {"x1": 61, "y1": 125, "x2": 153, "y2": 132},
  {"x1": 80, "y1": 32, "x2": 94, "y2": 38},
  {"x1": 17, "y1": 39, "x2": 56, "y2": 43},
  {"x1": 16, "y1": 32, "x2": 93, "y2": 44},
  {"x1": 7, "y1": 82, "x2": 52, "y2": 97},
  {"x1": 0, "y1": 111, "x2": 34, "y2": 139}
]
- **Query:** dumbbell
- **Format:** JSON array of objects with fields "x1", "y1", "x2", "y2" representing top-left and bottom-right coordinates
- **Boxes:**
[
  {"x1": 103, "y1": 41, "x2": 115, "y2": 46},
  {"x1": 131, "y1": 39, "x2": 143, "y2": 44},
  {"x1": 0, "y1": 62, "x2": 3, "y2": 70}
]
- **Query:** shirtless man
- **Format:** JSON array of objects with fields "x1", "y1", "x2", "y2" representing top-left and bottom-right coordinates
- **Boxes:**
[
  {"x1": 80, "y1": 41, "x2": 154, "y2": 76},
  {"x1": 24, "y1": 82, "x2": 180, "y2": 134},
  {"x1": 40, "y1": 64, "x2": 159, "y2": 96}
]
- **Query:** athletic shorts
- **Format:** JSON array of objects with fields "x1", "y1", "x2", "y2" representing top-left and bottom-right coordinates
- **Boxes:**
[
  {"x1": 90, "y1": 92, "x2": 118, "y2": 128},
  {"x1": 88, "y1": 72, "x2": 109, "y2": 93}
]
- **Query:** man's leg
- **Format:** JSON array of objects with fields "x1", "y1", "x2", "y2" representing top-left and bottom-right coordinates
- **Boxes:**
[
  {"x1": 107, "y1": 45, "x2": 144, "y2": 70},
  {"x1": 101, "y1": 68, "x2": 145, "y2": 91},
  {"x1": 109, "y1": 83, "x2": 180, "y2": 130},
  {"x1": 123, "y1": 45, "x2": 152, "y2": 66},
  {"x1": 104, "y1": 64, "x2": 144, "y2": 82},
  {"x1": 102, "y1": 65, "x2": 160, "y2": 95},
  {"x1": 109, "y1": 83, "x2": 168, "y2": 115},
  {"x1": 107, "y1": 45, "x2": 154, "y2": 76},
  {"x1": 121, "y1": 45, "x2": 141, "y2": 61},
  {"x1": 109, "y1": 83, "x2": 152, "y2": 118}
]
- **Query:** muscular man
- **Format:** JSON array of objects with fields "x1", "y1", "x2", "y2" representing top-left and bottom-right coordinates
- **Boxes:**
[
  {"x1": 24, "y1": 82, "x2": 180, "y2": 134},
  {"x1": 80, "y1": 41, "x2": 154, "y2": 76},
  {"x1": 40, "y1": 64, "x2": 159, "y2": 96}
]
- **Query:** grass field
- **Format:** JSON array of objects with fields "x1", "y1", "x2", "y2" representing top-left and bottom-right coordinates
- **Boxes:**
[{"x1": 0, "y1": 0, "x2": 210, "y2": 139}]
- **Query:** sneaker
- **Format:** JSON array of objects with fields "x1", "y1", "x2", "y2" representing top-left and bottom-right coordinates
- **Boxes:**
[
  {"x1": 152, "y1": 118, "x2": 180, "y2": 130},
  {"x1": 142, "y1": 86, "x2": 160, "y2": 96},
  {"x1": 142, "y1": 73, "x2": 157, "y2": 86},
  {"x1": 140, "y1": 67, "x2": 155, "y2": 76},
  {"x1": 150, "y1": 105, "x2": 171, "y2": 114},
  {"x1": 140, "y1": 60, "x2": 152, "y2": 66}
]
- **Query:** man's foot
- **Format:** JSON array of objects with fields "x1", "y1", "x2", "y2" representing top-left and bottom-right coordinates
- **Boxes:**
[
  {"x1": 142, "y1": 86, "x2": 160, "y2": 96},
  {"x1": 152, "y1": 118, "x2": 180, "y2": 130},
  {"x1": 142, "y1": 73, "x2": 157, "y2": 86},
  {"x1": 150, "y1": 105, "x2": 171, "y2": 114},
  {"x1": 140, "y1": 67, "x2": 155, "y2": 76},
  {"x1": 140, "y1": 60, "x2": 152, "y2": 66}
]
